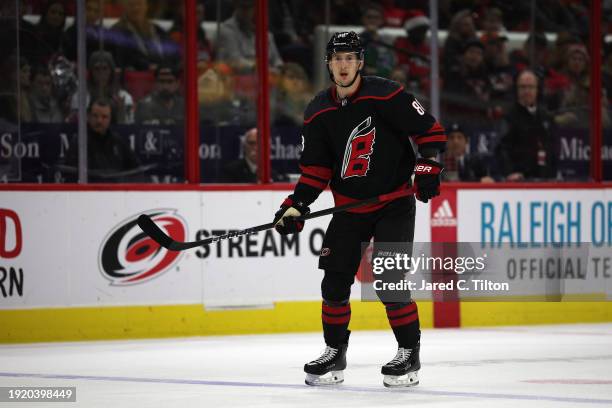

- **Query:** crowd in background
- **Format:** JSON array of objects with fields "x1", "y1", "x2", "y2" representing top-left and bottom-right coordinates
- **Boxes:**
[{"x1": 0, "y1": 0, "x2": 609, "y2": 182}]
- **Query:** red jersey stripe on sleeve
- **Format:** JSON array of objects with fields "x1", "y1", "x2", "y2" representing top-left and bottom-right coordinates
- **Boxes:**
[
  {"x1": 426, "y1": 122, "x2": 445, "y2": 134},
  {"x1": 298, "y1": 175, "x2": 328, "y2": 190},
  {"x1": 300, "y1": 165, "x2": 332, "y2": 180},
  {"x1": 415, "y1": 134, "x2": 448, "y2": 145},
  {"x1": 410, "y1": 121, "x2": 447, "y2": 145}
]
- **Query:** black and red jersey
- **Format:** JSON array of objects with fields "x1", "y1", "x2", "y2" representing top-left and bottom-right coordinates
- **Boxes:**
[{"x1": 292, "y1": 76, "x2": 447, "y2": 213}]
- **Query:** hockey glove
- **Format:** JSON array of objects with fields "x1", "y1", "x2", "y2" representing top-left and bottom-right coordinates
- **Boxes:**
[
  {"x1": 414, "y1": 158, "x2": 444, "y2": 203},
  {"x1": 273, "y1": 197, "x2": 310, "y2": 235}
]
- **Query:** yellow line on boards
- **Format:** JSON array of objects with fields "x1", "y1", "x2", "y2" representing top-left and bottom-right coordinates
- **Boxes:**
[
  {"x1": 2, "y1": 300, "x2": 610, "y2": 343},
  {"x1": 0, "y1": 301, "x2": 433, "y2": 343}
]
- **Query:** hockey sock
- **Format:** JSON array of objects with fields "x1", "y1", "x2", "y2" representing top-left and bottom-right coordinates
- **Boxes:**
[
  {"x1": 385, "y1": 302, "x2": 420, "y2": 348},
  {"x1": 321, "y1": 299, "x2": 351, "y2": 347}
]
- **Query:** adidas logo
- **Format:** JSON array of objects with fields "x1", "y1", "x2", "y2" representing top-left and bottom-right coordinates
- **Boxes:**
[{"x1": 431, "y1": 199, "x2": 457, "y2": 227}]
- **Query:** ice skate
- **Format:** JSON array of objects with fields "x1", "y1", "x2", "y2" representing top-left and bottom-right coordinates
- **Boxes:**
[
  {"x1": 381, "y1": 342, "x2": 420, "y2": 387},
  {"x1": 304, "y1": 331, "x2": 349, "y2": 386}
]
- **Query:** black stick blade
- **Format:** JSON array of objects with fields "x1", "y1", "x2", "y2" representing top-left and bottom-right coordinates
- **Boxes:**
[{"x1": 137, "y1": 214, "x2": 177, "y2": 250}]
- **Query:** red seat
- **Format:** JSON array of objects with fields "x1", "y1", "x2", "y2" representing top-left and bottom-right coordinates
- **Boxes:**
[{"x1": 123, "y1": 70, "x2": 156, "y2": 102}]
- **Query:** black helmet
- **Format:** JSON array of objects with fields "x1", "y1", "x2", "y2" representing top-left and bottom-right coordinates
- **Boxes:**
[{"x1": 325, "y1": 31, "x2": 364, "y2": 62}]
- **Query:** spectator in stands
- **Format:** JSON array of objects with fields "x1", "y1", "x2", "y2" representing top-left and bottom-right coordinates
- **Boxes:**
[
  {"x1": 136, "y1": 64, "x2": 184, "y2": 125},
  {"x1": 221, "y1": 127, "x2": 259, "y2": 183},
  {"x1": 49, "y1": 55, "x2": 78, "y2": 114},
  {"x1": 168, "y1": 1, "x2": 214, "y2": 66},
  {"x1": 442, "y1": 123, "x2": 493, "y2": 182},
  {"x1": 273, "y1": 62, "x2": 311, "y2": 127},
  {"x1": 393, "y1": 11, "x2": 430, "y2": 87},
  {"x1": 555, "y1": 43, "x2": 588, "y2": 123},
  {"x1": 443, "y1": 39, "x2": 491, "y2": 125},
  {"x1": 62, "y1": 0, "x2": 111, "y2": 63},
  {"x1": 483, "y1": 33, "x2": 513, "y2": 111},
  {"x1": 217, "y1": 0, "x2": 283, "y2": 73},
  {"x1": 23, "y1": 0, "x2": 66, "y2": 66},
  {"x1": 69, "y1": 51, "x2": 134, "y2": 124},
  {"x1": 220, "y1": 127, "x2": 285, "y2": 183},
  {"x1": 0, "y1": 56, "x2": 32, "y2": 124},
  {"x1": 198, "y1": 63, "x2": 256, "y2": 126},
  {"x1": 510, "y1": 32, "x2": 569, "y2": 111},
  {"x1": 480, "y1": 8, "x2": 506, "y2": 38},
  {"x1": 83, "y1": 98, "x2": 142, "y2": 182},
  {"x1": 442, "y1": 9, "x2": 477, "y2": 76},
  {"x1": 511, "y1": 32, "x2": 550, "y2": 74},
  {"x1": 496, "y1": 70, "x2": 557, "y2": 181},
  {"x1": 548, "y1": 31, "x2": 582, "y2": 72},
  {"x1": 268, "y1": 0, "x2": 301, "y2": 53},
  {"x1": 110, "y1": 0, "x2": 180, "y2": 71},
  {"x1": 27, "y1": 65, "x2": 64, "y2": 123},
  {"x1": 389, "y1": 67, "x2": 408, "y2": 88},
  {"x1": 545, "y1": 33, "x2": 585, "y2": 110},
  {"x1": 555, "y1": 44, "x2": 610, "y2": 129},
  {"x1": 359, "y1": 3, "x2": 396, "y2": 78},
  {"x1": 269, "y1": 0, "x2": 315, "y2": 78}
]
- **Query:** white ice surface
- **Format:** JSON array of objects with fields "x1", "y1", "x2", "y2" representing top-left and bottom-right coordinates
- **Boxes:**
[{"x1": 1, "y1": 324, "x2": 612, "y2": 407}]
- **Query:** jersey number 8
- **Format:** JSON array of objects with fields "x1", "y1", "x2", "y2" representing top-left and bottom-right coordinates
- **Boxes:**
[{"x1": 412, "y1": 99, "x2": 425, "y2": 115}]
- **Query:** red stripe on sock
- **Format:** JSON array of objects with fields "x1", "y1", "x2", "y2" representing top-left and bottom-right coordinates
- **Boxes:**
[
  {"x1": 386, "y1": 302, "x2": 417, "y2": 318},
  {"x1": 322, "y1": 314, "x2": 351, "y2": 324},
  {"x1": 322, "y1": 303, "x2": 351, "y2": 315},
  {"x1": 389, "y1": 313, "x2": 419, "y2": 327}
]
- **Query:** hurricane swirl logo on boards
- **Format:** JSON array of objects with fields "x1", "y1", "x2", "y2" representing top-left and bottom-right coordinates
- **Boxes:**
[{"x1": 99, "y1": 210, "x2": 187, "y2": 286}]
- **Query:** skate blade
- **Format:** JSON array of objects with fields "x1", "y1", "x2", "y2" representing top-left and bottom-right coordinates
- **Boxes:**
[
  {"x1": 305, "y1": 371, "x2": 344, "y2": 386},
  {"x1": 383, "y1": 372, "x2": 419, "y2": 388}
]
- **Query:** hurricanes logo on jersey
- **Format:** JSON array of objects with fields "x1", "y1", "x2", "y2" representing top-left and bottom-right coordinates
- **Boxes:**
[{"x1": 341, "y1": 116, "x2": 376, "y2": 179}]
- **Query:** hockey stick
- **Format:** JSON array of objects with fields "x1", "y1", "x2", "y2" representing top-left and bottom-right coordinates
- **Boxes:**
[{"x1": 137, "y1": 187, "x2": 416, "y2": 251}]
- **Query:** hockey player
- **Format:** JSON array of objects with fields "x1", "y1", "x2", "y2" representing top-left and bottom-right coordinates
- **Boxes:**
[{"x1": 273, "y1": 31, "x2": 446, "y2": 387}]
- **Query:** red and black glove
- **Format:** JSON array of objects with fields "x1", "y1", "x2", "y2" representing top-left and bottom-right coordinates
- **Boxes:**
[
  {"x1": 414, "y1": 158, "x2": 444, "y2": 203},
  {"x1": 273, "y1": 197, "x2": 310, "y2": 235}
]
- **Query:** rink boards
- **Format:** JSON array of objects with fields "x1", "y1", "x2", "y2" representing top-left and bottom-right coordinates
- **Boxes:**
[{"x1": 0, "y1": 185, "x2": 611, "y2": 342}]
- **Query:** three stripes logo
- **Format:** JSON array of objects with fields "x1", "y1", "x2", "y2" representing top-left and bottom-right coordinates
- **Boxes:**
[{"x1": 431, "y1": 199, "x2": 457, "y2": 227}]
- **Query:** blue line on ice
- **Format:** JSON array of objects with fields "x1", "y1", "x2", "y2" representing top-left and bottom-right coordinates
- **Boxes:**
[{"x1": 1, "y1": 371, "x2": 611, "y2": 405}]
